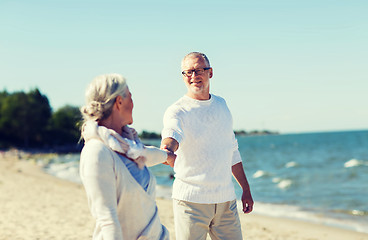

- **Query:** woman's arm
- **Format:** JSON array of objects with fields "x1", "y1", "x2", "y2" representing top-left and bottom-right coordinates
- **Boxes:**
[
  {"x1": 143, "y1": 145, "x2": 176, "y2": 167},
  {"x1": 80, "y1": 142, "x2": 123, "y2": 239}
]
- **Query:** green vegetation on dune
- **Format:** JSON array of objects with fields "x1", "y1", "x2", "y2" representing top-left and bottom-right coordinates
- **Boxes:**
[{"x1": 0, "y1": 89, "x2": 81, "y2": 151}]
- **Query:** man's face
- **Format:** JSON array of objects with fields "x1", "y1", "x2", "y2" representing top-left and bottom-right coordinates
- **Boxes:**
[{"x1": 181, "y1": 56, "x2": 213, "y2": 100}]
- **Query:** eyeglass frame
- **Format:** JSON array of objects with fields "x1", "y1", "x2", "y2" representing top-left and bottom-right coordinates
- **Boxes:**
[{"x1": 181, "y1": 67, "x2": 211, "y2": 77}]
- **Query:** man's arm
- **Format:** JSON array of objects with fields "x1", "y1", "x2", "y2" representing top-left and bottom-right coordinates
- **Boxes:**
[
  {"x1": 160, "y1": 137, "x2": 179, "y2": 167},
  {"x1": 232, "y1": 162, "x2": 254, "y2": 214}
]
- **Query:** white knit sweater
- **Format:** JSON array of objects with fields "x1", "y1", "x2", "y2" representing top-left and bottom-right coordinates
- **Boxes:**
[
  {"x1": 80, "y1": 139, "x2": 169, "y2": 240},
  {"x1": 162, "y1": 94, "x2": 242, "y2": 204}
]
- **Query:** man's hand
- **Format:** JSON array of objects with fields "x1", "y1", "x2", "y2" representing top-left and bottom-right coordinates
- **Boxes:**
[
  {"x1": 163, "y1": 146, "x2": 176, "y2": 167},
  {"x1": 241, "y1": 189, "x2": 254, "y2": 214},
  {"x1": 161, "y1": 137, "x2": 179, "y2": 168},
  {"x1": 232, "y1": 162, "x2": 254, "y2": 214}
]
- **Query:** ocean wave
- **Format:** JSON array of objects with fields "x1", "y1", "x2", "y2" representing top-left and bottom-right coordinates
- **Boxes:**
[
  {"x1": 333, "y1": 209, "x2": 368, "y2": 217},
  {"x1": 272, "y1": 177, "x2": 281, "y2": 183},
  {"x1": 277, "y1": 179, "x2": 293, "y2": 189},
  {"x1": 245, "y1": 201, "x2": 368, "y2": 234},
  {"x1": 272, "y1": 177, "x2": 293, "y2": 189},
  {"x1": 271, "y1": 177, "x2": 293, "y2": 189},
  {"x1": 344, "y1": 158, "x2": 367, "y2": 168},
  {"x1": 285, "y1": 161, "x2": 298, "y2": 168},
  {"x1": 252, "y1": 170, "x2": 270, "y2": 178},
  {"x1": 44, "y1": 161, "x2": 81, "y2": 184}
]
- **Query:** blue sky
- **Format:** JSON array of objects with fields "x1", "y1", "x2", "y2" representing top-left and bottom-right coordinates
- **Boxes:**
[{"x1": 1, "y1": 0, "x2": 367, "y2": 134}]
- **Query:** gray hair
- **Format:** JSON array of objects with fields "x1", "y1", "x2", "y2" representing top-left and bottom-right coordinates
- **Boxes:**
[
  {"x1": 81, "y1": 73, "x2": 128, "y2": 123},
  {"x1": 181, "y1": 52, "x2": 211, "y2": 69}
]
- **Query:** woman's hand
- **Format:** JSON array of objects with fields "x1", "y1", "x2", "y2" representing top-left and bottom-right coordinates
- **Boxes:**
[
  {"x1": 162, "y1": 147, "x2": 176, "y2": 167},
  {"x1": 160, "y1": 137, "x2": 179, "y2": 168}
]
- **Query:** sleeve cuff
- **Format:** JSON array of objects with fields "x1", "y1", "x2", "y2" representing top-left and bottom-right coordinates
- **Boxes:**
[
  {"x1": 161, "y1": 128, "x2": 182, "y2": 143},
  {"x1": 142, "y1": 146, "x2": 168, "y2": 167},
  {"x1": 232, "y1": 150, "x2": 242, "y2": 166}
]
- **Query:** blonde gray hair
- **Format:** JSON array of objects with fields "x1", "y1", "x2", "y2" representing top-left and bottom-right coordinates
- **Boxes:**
[
  {"x1": 181, "y1": 52, "x2": 211, "y2": 69},
  {"x1": 81, "y1": 73, "x2": 128, "y2": 123}
]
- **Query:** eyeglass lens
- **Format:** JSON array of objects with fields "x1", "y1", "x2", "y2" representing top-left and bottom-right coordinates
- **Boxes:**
[{"x1": 184, "y1": 69, "x2": 204, "y2": 76}]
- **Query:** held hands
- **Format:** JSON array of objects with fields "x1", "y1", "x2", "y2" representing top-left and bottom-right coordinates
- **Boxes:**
[{"x1": 162, "y1": 145, "x2": 176, "y2": 167}]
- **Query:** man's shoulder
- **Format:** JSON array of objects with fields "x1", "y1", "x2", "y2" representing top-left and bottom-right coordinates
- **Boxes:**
[
  {"x1": 211, "y1": 94, "x2": 223, "y2": 100},
  {"x1": 165, "y1": 96, "x2": 187, "y2": 111},
  {"x1": 211, "y1": 94, "x2": 227, "y2": 104}
]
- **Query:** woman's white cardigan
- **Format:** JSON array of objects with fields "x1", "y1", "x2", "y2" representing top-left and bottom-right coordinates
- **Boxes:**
[{"x1": 80, "y1": 139, "x2": 169, "y2": 240}]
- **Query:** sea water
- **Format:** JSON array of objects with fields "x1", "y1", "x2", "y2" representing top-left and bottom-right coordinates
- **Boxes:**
[{"x1": 41, "y1": 130, "x2": 368, "y2": 233}]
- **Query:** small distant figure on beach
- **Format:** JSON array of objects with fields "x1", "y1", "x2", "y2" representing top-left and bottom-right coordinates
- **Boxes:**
[
  {"x1": 79, "y1": 73, "x2": 175, "y2": 239},
  {"x1": 161, "y1": 52, "x2": 254, "y2": 240}
]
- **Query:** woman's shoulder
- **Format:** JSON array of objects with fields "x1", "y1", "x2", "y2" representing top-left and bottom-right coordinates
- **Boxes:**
[
  {"x1": 83, "y1": 138, "x2": 108, "y2": 151},
  {"x1": 81, "y1": 139, "x2": 115, "y2": 162}
]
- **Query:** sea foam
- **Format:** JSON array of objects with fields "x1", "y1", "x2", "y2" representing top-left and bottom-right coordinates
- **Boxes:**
[
  {"x1": 285, "y1": 161, "x2": 298, "y2": 168},
  {"x1": 277, "y1": 179, "x2": 293, "y2": 189},
  {"x1": 344, "y1": 158, "x2": 362, "y2": 168},
  {"x1": 45, "y1": 161, "x2": 81, "y2": 184},
  {"x1": 243, "y1": 201, "x2": 368, "y2": 234},
  {"x1": 253, "y1": 170, "x2": 268, "y2": 178}
]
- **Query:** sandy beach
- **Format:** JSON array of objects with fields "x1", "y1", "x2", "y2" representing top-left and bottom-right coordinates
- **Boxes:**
[{"x1": 0, "y1": 151, "x2": 367, "y2": 240}]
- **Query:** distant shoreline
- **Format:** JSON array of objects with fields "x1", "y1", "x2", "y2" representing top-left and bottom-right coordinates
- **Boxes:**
[
  {"x1": 234, "y1": 129, "x2": 279, "y2": 136},
  {"x1": 139, "y1": 129, "x2": 280, "y2": 140},
  {"x1": 3, "y1": 129, "x2": 367, "y2": 153}
]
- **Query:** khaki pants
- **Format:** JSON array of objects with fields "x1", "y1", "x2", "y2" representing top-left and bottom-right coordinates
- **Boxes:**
[{"x1": 173, "y1": 199, "x2": 243, "y2": 240}]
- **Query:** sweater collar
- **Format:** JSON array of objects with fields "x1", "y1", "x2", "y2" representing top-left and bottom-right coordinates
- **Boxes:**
[{"x1": 183, "y1": 94, "x2": 214, "y2": 105}]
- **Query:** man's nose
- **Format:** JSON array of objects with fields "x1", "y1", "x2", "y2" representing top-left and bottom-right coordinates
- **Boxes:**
[{"x1": 192, "y1": 71, "x2": 199, "y2": 76}]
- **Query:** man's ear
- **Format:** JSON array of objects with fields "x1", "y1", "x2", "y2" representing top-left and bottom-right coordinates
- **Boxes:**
[{"x1": 209, "y1": 68, "x2": 213, "y2": 78}]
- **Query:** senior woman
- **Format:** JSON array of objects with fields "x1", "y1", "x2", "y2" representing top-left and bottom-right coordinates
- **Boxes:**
[{"x1": 79, "y1": 73, "x2": 175, "y2": 240}]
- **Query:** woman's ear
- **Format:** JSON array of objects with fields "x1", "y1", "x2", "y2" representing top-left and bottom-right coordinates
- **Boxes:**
[{"x1": 115, "y1": 95, "x2": 123, "y2": 109}]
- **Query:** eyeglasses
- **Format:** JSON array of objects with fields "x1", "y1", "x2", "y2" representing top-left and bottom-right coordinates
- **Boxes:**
[{"x1": 181, "y1": 68, "x2": 211, "y2": 77}]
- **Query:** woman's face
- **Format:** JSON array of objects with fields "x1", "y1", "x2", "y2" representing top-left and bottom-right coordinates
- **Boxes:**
[{"x1": 119, "y1": 87, "x2": 134, "y2": 125}]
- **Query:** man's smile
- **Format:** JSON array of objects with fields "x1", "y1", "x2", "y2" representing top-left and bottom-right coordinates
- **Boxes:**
[{"x1": 190, "y1": 79, "x2": 202, "y2": 85}]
